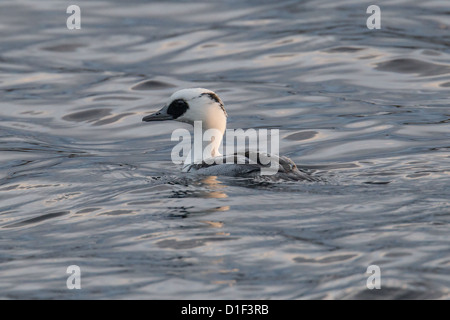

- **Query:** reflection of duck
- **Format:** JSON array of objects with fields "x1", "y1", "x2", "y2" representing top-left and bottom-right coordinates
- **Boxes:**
[
  {"x1": 199, "y1": 176, "x2": 228, "y2": 199},
  {"x1": 170, "y1": 176, "x2": 228, "y2": 199},
  {"x1": 168, "y1": 176, "x2": 229, "y2": 218},
  {"x1": 143, "y1": 88, "x2": 316, "y2": 181}
]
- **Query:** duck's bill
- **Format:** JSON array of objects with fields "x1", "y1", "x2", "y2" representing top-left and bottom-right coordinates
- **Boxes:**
[{"x1": 142, "y1": 107, "x2": 173, "y2": 122}]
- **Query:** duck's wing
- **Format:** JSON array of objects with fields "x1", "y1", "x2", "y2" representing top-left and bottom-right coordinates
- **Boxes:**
[
  {"x1": 184, "y1": 151, "x2": 319, "y2": 181},
  {"x1": 185, "y1": 162, "x2": 261, "y2": 176}
]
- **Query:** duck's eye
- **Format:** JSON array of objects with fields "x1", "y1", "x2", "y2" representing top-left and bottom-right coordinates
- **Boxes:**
[{"x1": 167, "y1": 99, "x2": 189, "y2": 119}]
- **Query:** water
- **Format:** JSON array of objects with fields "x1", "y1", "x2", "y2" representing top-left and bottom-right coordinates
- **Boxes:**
[{"x1": 0, "y1": 0, "x2": 449, "y2": 299}]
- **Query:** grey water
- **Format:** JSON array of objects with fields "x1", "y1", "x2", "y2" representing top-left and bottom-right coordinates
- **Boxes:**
[{"x1": 0, "y1": 0, "x2": 449, "y2": 299}]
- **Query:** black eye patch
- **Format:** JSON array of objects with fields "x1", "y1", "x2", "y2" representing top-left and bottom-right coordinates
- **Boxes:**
[{"x1": 167, "y1": 99, "x2": 189, "y2": 119}]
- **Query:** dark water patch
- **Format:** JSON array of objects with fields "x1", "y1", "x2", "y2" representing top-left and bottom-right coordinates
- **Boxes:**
[
  {"x1": 131, "y1": 80, "x2": 176, "y2": 91},
  {"x1": 363, "y1": 181, "x2": 391, "y2": 185},
  {"x1": 421, "y1": 50, "x2": 441, "y2": 56},
  {"x1": 325, "y1": 46, "x2": 364, "y2": 53},
  {"x1": 42, "y1": 43, "x2": 86, "y2": 52},
  {"x1": 0, "y1": 184, "x2": 21, "y2": 192},
  {"x1": 285, "y1": 131, "x2": 318, "y2": 141},
  {"x1": 62, "y1": 108, "x2": 112, "y2": 122},
  {"x1": 99, "y1": 210, "x2": 135, "y2": 216},
  {"x1": 3, "y1": 211, "x2": 69, "y2": 229},
  {"x1": 383, "y1": 251, "x2": 411, "y2": 258},
  {"x1": 376, "y1": 58, "x2": 450, "y2": 76},
  {"x1": 75, "y1": 208, "x2": 101, "y2": 214}
]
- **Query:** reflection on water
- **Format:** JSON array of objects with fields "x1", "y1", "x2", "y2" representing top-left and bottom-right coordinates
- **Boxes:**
[{"x1": 0, "y1": 0, "x2": 449, "y2": 299}]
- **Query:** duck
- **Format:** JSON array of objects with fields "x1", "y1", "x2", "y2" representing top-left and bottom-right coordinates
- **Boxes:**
[{"x1": 142, "y1": 88, "x2": 316, "y2": 181}]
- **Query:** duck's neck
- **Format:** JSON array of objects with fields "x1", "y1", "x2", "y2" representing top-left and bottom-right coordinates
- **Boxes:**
[{"x1": 184, "y1": 120, "x2": 225, "y2": 167}]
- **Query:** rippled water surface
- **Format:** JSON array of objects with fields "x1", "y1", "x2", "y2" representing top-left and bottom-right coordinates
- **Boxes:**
[{"x1": 0, "y1": 0, "x2": 449, "y2": 299}]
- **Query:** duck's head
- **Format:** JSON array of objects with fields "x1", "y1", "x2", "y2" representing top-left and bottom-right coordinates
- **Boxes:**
[{"x1": 142, "y1": 88, "x2": 227, "y2": 133}]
